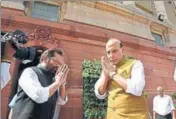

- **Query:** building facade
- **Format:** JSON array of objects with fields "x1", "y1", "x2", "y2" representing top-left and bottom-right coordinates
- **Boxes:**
[{"x1": 1, "y1": 1, "x2": 176, "y2": 119}]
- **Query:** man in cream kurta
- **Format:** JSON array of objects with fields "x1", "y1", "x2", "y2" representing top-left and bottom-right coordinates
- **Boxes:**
[
  {"x1": 153, "y1": 87, "x2": 175, "y2": 119},
  {"x1": 94, "y1": 38, "x2": 150, "y2": 119}
]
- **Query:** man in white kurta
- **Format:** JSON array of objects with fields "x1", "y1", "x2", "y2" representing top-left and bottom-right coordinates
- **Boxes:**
[
  {"x1": 8, "y1": 68, "x2": 68, "y2": 119},
  {"x1": 153, "y1": 87, "x2": 175, "y2": 119},
  {"x1": 1, "y1": 61, "x2": 11, "y2": 89}
]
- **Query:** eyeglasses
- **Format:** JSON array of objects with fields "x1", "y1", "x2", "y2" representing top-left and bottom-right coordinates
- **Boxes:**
[{"x1": 49, "y1": 57, "x2": 61, "y2": 66}]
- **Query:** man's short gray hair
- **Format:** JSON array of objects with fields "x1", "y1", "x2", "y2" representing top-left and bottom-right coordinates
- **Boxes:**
[
  {"x1": 107, "y1": 38, "x2": 123, "y2": 48},
  {"x1": 39, "y1": 48, "x2": 65, "y2": 63}
]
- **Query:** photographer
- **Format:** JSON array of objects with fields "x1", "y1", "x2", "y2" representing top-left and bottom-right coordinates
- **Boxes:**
[{"x1": 1, "y1": 30, "x2": 42, "y2": 90}]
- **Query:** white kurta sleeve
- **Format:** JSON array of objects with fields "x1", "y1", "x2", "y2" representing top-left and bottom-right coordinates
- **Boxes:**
[
  {"x1": 9, "y1": 94, "x2": 18, "y2": 108},
  {"x1": 57, "y1": 95, "x2": 68, "y2": 105},
  {"x1": 19, "y1": 68, "x2": 50, "y2": 103},
  {"x1": 53, "y1": 90, "x2": 68, "y2": 119},
  {"x1": 169, "y1": 96, "x2": 175, "y2": 111},
  {"x1": 126, "y1": 60, "x2": 145, "y2": 96},
  {"x1": 94, "y1": 72, "x2": 108, "y2": 99}
]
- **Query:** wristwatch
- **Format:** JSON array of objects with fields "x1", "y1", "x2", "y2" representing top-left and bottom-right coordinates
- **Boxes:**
[{"x1": 109, "y1": 72, "x2": 116, "y2": 79}]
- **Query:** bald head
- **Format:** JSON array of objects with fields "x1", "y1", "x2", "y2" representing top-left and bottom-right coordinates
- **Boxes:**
[
  {"x1": 157, "y1": 86, "x2": 164, "y2": 97},
  {"x1": 157, "y1": 86, "x2": 163, "y2": 92},
  {"x1": 106, "y1": 38, "x2": 122, "y2": 49}
]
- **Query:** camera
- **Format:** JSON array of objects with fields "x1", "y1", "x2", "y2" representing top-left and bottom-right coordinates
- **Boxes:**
[
  {"x1": 1, "y1": 30, "x2": 28, "y2": 50},
  {"x1": 1, "y1": 29, "x2": 37, "y2": 62}
]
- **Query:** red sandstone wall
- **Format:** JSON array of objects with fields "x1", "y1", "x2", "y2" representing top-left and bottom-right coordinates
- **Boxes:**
[{"x1": 1, "y1": 8, "x2": 176, "y2": 119}]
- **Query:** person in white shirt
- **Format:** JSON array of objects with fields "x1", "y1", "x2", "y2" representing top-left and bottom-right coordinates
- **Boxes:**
[
  {"x1": 153, "y1": 86, "x2": 175, "y2": 119},
  {"x1": 1, "y1": 61, "x2": 11, "y2": 89},
  {"x1": 94, "y1": 38, "x2": 150, "y2": 119},
  {"x1": 10, "y1": 48, "x2": 69, "y2": 119}
]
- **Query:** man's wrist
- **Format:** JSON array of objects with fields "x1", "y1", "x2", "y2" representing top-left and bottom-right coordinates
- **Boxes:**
[
  {"x1": 60, "y1": 84, "x2": 66, "y2": 88},
  {"x1": 109, "y1": 72, "x2": 116, "y2": 79},
  {"x1": 54, "y1": 81, "x2": 60, "y2": 87}
]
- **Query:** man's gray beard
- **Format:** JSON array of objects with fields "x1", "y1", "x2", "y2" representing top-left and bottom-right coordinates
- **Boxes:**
[{"x1": 38, "y1": 63, "x2": 49, "y2": 71}]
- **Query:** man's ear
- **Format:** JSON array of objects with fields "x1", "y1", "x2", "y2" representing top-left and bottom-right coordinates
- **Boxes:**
[{"x1": 42, "y1": 56, "x2": 49, "y2": 63}]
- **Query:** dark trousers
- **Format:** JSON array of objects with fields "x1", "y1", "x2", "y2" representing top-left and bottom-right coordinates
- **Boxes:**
[{"x1": 157, "y1": 113, "x2": 172, "y2": 119}]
